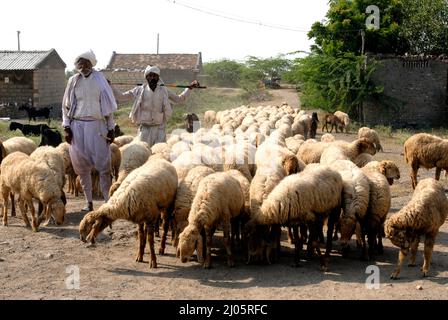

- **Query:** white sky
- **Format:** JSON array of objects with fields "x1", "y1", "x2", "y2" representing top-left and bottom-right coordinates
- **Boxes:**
[{"x1": 1, "y1": 0, "x2": 329, "y2": 70}]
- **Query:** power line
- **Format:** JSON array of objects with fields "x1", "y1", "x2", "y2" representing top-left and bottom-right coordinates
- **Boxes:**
[{"x1": 166, "y1": 0, "x2": 310, "y2": 32}]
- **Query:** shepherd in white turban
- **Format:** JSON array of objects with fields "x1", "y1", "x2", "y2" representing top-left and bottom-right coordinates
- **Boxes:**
[
  {"x1": 74, "y1": 49, "x2": 97, "y2": 67},
  {"x1": 62, "y1": 50, "x2": 117, "y2": 212},
  {"x1": 144, "y1": 65, "x2": 160, "y2": 77}
]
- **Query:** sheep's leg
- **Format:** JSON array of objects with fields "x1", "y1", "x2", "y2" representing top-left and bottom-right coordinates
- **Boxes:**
[
  {"x1": 292, "y1": 225, "x2": 302, "y2": 267},
  {"x1": 287, "y1": 225, "x2": 294, "y2": 244},
  {"x1": 410, "y1": 166, "x2": 418, "y2": 189},
  {"x1": 223, "y1": 222, "x2": 235, "y2": 268},
  {"x1": 299, "y1": 224, "x2": 308, "y2": 246},
  {"x1": 203, "y1": 227, "x2": 213, "y2": 269},
  {"x1": 10, "y1": 193, "x2": 16, "y2": 217},
  {"x1": 435, "y1": 167, "x2": 442, "y2": 181},
  {"x1": 27, "y1": 199, "x2": 39, "y2": 232},
  {"x1": 325, "y1": 208, "x2": 339, "y2": 257},
  {"x1": 146, "y1": 223, "x2": 157, "y2": 268},
  {"x1": 355, "y1": 222, "x2": 363, "y2": 248},
  {"x1": 421, "y1": 234, "x2": 436, "y2": 277},
  {"x1": 376, "y1": 228, "x2": 384, "y2": 255},
  {"x1": 359, "y1": 221, "x2": 369, "y2": 261},
  {"x1": 390, "y1": 247, "x2": 408, "y2": 280},
  {"x1": 158, "y1": 212, "x2": 170, "y2": 255},
  {"x1": 18, "y1": 199, "x2": 31, "y2": 228},
  {"x1": 2, "y1": 189, "x2": 10, "y2": 226},
  {"x1": 408, "y1": 236, "x2": 420, "y2": 267},
  {"x1": 135, "y1": 223, "x2": 145, "y2": 262}
]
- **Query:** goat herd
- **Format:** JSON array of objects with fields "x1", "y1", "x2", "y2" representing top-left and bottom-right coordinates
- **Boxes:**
[{"x1": 1, "y1": 103, "x2": 447, "y2": 281}]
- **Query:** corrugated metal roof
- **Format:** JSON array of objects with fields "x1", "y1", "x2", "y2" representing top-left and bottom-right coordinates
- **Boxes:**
[{"x1": 0, "y1": 50, "x2": 53, "y2": 70}]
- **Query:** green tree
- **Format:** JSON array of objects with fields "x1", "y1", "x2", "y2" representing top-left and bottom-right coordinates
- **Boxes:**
[
  {"x1": 308, "y1": 0, "x2": 407, "y2": 55},
  {"x1": 401, "y1": 0, "x2": 448, "y2": 55},
  {"x1": 203, "y1": 59, "x2": 245, "y2": 87},
  {"x1": 245, "y1": 55, "x2": 292, "y2": 80}
]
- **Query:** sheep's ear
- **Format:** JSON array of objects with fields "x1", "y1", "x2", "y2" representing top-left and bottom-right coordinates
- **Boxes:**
[{"x1": 196, "y1": 233, "x2": 204, "y2": 264}]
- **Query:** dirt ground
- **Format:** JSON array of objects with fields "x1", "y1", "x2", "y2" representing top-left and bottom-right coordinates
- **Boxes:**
[{"x1": 1, "y1": 88, "x2": 447, "y2": 300}]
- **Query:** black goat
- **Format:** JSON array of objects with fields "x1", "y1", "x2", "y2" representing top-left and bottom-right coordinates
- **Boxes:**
[
  {"x1": 309, "y1": 112, "x2": 319, "y2": 139},
  {"x1": 39, "y1": 128, "x2": 62, "y2": 147},
  {"x1": 114, "y1": 124, "x2": 124, "y2": 137},
  {"x1": 18, "y1": 104, "x2": 52, "y2": 123},
  {"x1": 185, "y1": 113, "x2": 200, "y2": 133},
  {"x1": 9, "y1": 121, "x2": 52, "y2": 136}
]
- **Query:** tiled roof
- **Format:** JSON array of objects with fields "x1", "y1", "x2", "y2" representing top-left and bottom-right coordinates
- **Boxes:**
[
  {"x1": 0, "y1": 49, "x2": 58, "y2": 70},
  {"x1": 106, "y1": 53, "x2": 201, "y2": 71}
]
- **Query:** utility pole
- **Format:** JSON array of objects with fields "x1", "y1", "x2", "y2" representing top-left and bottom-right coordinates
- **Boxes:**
[
  {"x1": 157, "y1": 33, "x2": 159, "y2": 54},
  {"x1": 359, "y1": 29, "x2": 366, "y2": 124},
  {"x1": 17, "y1": 31, "x2": 21, "y2": 51}
]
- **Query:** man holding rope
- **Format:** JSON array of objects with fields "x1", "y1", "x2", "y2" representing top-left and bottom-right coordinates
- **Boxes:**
[{"x1": 112, "y1": 65, "x2": 200, "y2": 147}]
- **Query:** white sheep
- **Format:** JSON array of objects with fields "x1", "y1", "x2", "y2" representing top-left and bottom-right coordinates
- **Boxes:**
[
  {"x1": 320, "y1": 138, "x2": 377, "y2": 165},
  {"x1": 247, "y1": 164, "x2": 343, "y2": 270},
  {"x1": 3, "y1": 136, "x2": 36, "y2": 155},
  {"x1": 403, "y1": 132, "x2": 448, "y2": 189},
  {"x1": 358, "y1": 127, "x2": 383, "y2": 152},
  {"x1": 1, "y1": 152, "x2": 65, "y2": 231},
  {"x1": 109, "y1": 140, "x2": 152, "y2": 196},
  {"x1": 79, "y1": 159, "x2": 178, "y2": 268},
  {"x1": 173, "y1": 165, "x2": 215, "y2": 249},
  {"x1": 361, "y1": 160, "x2": 400, "y2": 258},
  {"x1": 112, "y1": 135, "x2": 135, "y2": 148},
  {"x1": 385, "y1": 178, "x2": 448, "y2": 279},
  {"x1": 177, "y1": 172, "x2": 245, "y2": 268}
]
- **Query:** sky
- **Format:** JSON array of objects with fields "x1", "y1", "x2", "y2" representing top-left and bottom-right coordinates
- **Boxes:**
[{"x1": 0, "y1": 0, "x2": 329, "y2": 70}]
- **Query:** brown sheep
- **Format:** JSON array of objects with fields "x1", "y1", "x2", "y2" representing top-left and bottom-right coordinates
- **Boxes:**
[
  {"x1": 322, "y1": 113, "x2": 344, "y2": 133},
  {"x1": 385, "y1": 178, "x2": 448, "y2": 279},
  {"x1": 403, "y1": 133, "x2": 448, "y2": 189}
]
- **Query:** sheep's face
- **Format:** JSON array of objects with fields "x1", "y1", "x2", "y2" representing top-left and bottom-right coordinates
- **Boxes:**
[
  {"x1": 385, "y1": 224, "x2": 409, "y2": 249},
  {"x1": 282, "y1": 154, "x2": 299, "y2": 175},
  {"x1": 51, "y1": 200, "x2": 66, "y2": 225},
  {"x1": 79, "y1": 214, "x2": 112, "y2": 244},
  {"x1": 177, "y1": 225, "x2": 202, "y2": 263},
  {"x1": 380, "y1": 161, "x2": 401, "y2": 185},
  {"x1": 358, "y1": 138, "x2": 377, "y2": 156}
]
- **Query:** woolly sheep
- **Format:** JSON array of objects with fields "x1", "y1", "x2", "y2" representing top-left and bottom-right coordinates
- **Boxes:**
[
  {"x1": 1, "y1": 152, "x2": 65, "y2": 230},
  {"x1": 403, "y1": 133, "x2": 448, "y2": 189},
  {"x1": 334, "y1": 111, "x2": 350, "y2": 133},
  {"x1": 247, "y1": 165, "x2": 343, "y2": 270},
  {"x1": 177, "y1": 172, "x2": 245, "y2": 268},
  {"x1": 79, "y1": 159, "x2": 178, "y2": 268},
  {"x1": 109, "y1": 141, "x2": 152, "y2": 197},
  {"x1": 321, "y1": 133, "x2": 335, "y2": 142},
  {"x1": 385, "y1": 178, "x2": 448, "y2": 279},
  {"x1": 3, "y1": 136, "x2": 36, "y2": 156},
  {"x1": 353, "y1": 153, "x2": 374, "y2": 168},
  {"x1": 358, "y1": 127, "x2": 383, "y2": 152},
  {"x1": 173, "y1": 165, "x2": 215, "y2": 249},
  {"x1": 112, "y1": 135, "x2": 135, "y2": 148},
  {"x1": 361, "y1": 160, "x2": 400, "y2": 258},
  {"x1": 320, "y1": 138, "x2": 376, "y2": 165}
]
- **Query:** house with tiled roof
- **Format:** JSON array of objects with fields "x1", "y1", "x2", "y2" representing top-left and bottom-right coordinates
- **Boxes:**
[
  {"x1": 0, "y1": 49, "x2": 66, "y2": 117},
  {"x1": 102, "y1": 52, "x2": 203, "y2": 91}
]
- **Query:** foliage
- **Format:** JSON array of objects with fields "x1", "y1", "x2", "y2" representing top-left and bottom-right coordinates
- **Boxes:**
[
  {"x1": 308, "y1": 0, "x2": 407, "y2": 55},
  {"x1": 401, "y1": 0, "x2": 448, "y2": 55},
  {"x1": 284, "y1": 53, "x2": 383, "y2": 114},
  {"x1": 202, "y1": 60, "x2": 245, "y2": 88}
]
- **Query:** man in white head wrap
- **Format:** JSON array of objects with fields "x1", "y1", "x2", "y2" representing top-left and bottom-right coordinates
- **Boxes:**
[
  {"x1": 62, "y1": 49, "x2": 117, "y2": 212},
  {"x1": 111, "y1": 65, "x2": 200, "y2": 147}
]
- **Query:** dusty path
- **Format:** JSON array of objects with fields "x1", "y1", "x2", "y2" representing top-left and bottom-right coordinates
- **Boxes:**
[{"x1": 0, "y1": 89, "x2": 447, "y2": 300}]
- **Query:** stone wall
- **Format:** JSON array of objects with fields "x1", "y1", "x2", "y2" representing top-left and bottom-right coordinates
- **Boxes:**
[{"x1": 362, "y1": 57, "x2": 448, "y2": 129}]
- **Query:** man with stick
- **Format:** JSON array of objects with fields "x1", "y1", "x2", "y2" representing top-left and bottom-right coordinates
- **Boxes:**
[
  {"x1": 62, "y1": 50, "x2": 117, "y2": 212},
  {"x1": 112, "y1": 65, "x2": 200, "y2": 147}
]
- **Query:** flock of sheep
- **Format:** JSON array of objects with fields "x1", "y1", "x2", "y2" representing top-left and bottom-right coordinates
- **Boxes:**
[{"x1": 1, "y1": 104, "x2": 447, "y2": 280}]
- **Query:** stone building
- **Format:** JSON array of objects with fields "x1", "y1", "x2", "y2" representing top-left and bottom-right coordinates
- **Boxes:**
[
  {"x1": 0, "y1": 49, "x2": 66, "y2": 118},
  {"x1": 102, "y1": 52, "x2": 203, "y2": 92},
  {"x1": 362, "y1": 55, "x2": 448, "y2": 129}
]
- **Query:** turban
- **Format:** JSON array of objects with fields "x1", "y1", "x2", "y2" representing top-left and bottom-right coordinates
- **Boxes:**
[
  {"x1": 144, "y1": 65, "x2": 161, "y2": 77},
  {"x1": 74, "y1": 50, "x2": 97, "y2": 67}
]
